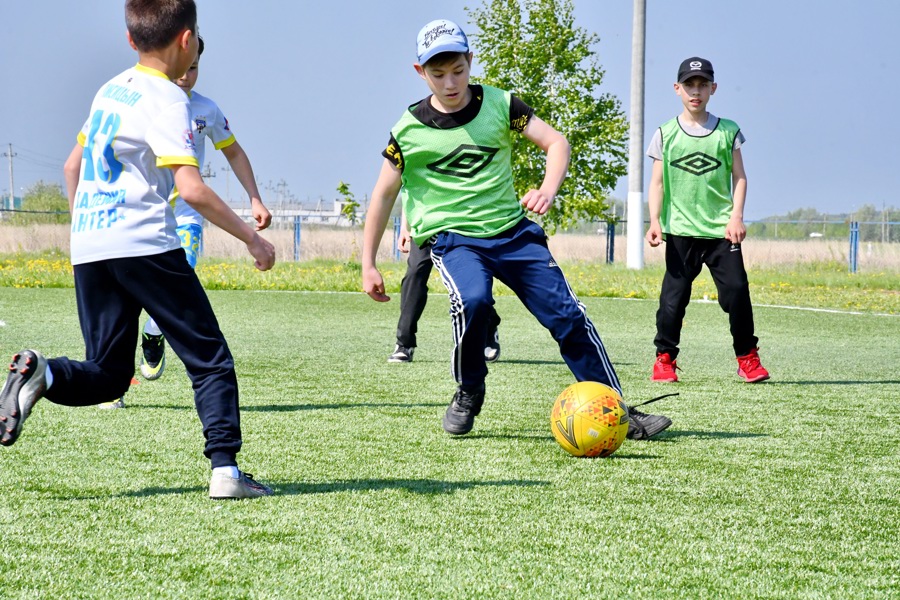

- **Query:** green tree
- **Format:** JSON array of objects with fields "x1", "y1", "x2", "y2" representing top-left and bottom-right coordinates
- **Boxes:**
[
  {"x1": 467, "y1": 0, "x2": 628, "y2": 232},
  {"x1": 336, "y1": 181, "x2": 362, "y2": 264},
  {"x1": 336, "y1": 181, "x2": 360, "y2": 226},
  {"x1": 10, "y1": 181, "x2": 69, "y2": 225}
]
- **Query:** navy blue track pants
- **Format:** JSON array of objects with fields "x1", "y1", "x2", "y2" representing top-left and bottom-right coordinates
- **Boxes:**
[
  {"x1": 429, "y1": 218, "x2": 621, "y2": 396},
  {"x1": 44, "y1": 249, "x2": 242, "y2": 468},
  {"x1": 396, "y1": 238, "x2": 500, "y2": 349}
]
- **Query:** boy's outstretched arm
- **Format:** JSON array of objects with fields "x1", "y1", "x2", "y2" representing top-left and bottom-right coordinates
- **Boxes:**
[
  {"x1": 645, "y1": 159, "x2": 665, "y2": 247},
  {"x1": 520, "y1": 116, "x2": 571, "y2": 215},
  {"x1": 173, "y1": 164, "x2": 275, "y2": 271},
  {"x1": 361, "y1": 159, "x2": 402, "y2": 302},
  {"x1": 726, "y1": 148, "x2": 748, "y2": 244},
  {"x1": 221, "y1": 141, "x2": 272, "y2": 231}
]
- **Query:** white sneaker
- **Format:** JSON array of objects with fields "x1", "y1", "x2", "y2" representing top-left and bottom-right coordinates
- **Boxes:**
[{"x1": 209, "y1": 471, "x2": 274, "y2": 499}]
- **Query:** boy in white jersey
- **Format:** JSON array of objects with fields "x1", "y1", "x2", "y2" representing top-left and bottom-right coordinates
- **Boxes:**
[
  {"x1": 134, "y1": 36, "x2": 273, "y2": 386},
  {"x1": 645, "y1": 57, "x2": 769, "y2": 384},
  {"x1": 362, "y1": 19, "x2": 672, "y2": 440},
  {"x1": 0, "y1": 0, "x2": 276, "y2": 499}
]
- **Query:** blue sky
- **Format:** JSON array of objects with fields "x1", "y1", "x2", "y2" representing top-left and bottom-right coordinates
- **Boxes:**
[{"x1": 1, "y1": 1, "x2": 897, "y2": 219}]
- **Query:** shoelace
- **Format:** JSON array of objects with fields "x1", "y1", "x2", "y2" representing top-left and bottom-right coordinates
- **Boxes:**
[
  {"x1": 454, "y1": 391, "x2": 475, "y2": 411},
  {"x1": 656, "y1": 356, "x2": 680, "y2": 372},
  {"x1": 630, "y1": 392, "x2": 680, "y2": 412},
  {"x1": 142, "y1": 336, "x2": 164, "y2": 352},
  {"x1": 739, "y1": 354, "x2": 761, "y2": 370},
  {"x1": 241, "y1": 473, "x2": 266, "y2": 489}
]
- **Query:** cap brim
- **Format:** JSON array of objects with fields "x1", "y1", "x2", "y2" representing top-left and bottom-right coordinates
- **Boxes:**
[
  {"x1": 418, "y1": 43, "x2": 469, "y2": 65},
  {"x1": 678, "y1": 72, "x2": 714, "y2": 83}
]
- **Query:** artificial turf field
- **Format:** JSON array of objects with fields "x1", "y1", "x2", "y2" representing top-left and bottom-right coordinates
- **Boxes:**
[{"x1": 0, "y1": 287, "x2": 897, "y2": 598}]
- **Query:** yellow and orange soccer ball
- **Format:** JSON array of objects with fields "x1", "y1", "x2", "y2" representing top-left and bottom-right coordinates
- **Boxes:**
[{"x1": 550, "y1": 381, "x2": 629, "y2": 457}]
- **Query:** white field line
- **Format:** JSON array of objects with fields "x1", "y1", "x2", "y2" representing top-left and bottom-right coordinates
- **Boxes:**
[
  {"x1": 248, "y1": 290, "x2": 899, "y2": 318},
  {"x1": 693, "y1": 297, "x2": 898, "y2": 318}
]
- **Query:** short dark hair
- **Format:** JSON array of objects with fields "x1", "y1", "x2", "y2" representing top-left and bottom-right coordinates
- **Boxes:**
[
  {"x1": 198, "y1": 35, "x2": 204, "y2": 57},
  {"x1": 424, "y1": 51, "x2": 468, "y2": 68},
  {"x1": 125, "y1": 0, "x2": 197, "y2": 52}
]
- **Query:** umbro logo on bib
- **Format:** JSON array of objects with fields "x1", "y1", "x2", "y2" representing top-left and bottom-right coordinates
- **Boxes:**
[
  {"x1": 671, "y1": 152, "x2": 722, "y2": 176},
  {"x1": 427, "y1": 144, "x2": 499, "y2": 178}
]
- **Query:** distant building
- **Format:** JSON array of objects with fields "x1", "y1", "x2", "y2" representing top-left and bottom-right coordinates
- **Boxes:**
[{"x1": 229, "y1": 199, "x2": 361, "y2": 226}]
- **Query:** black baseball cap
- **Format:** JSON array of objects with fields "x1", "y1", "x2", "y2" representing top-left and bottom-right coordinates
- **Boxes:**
[{"x1": 677, "y1": 57, "x2": 714, "y2": 83}]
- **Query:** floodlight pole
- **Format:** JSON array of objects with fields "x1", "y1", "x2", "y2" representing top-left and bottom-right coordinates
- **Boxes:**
[{"x1": 626, "y1": 0, "x2": 646, "y2": 269}]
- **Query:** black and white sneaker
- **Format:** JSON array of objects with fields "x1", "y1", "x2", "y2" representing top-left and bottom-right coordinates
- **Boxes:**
[
  {"x1": 626, "y1": 408, "x2": 672, "y2": 440},
  {"x1": 484, "y1": 328, "x2": 501, "y2": 363},
  {"x1": 139, "y1": 332, "x2": 166, "y2": 380},
  {"x1": 442, "y1": 384, "x2": 485, "y2": 435},
  {"x1": 0, "y1": 350, "x2": 48, "y2": 446},
  {"x1": 388, "y1": 345, "x2": 414, "y2": 363}
]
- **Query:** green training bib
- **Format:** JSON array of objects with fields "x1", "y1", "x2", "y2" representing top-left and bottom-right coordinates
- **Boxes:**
[
  {"x1": 392, "y1": 85, "x2": 524, "y2": 245},
  {"x1": 659, "y1": 117, "x2": 740, "y2": 238}
]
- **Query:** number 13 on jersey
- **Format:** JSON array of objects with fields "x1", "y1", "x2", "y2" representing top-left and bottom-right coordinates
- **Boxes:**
[{"x1": 82, "y1": 109, "x2": 124, "y2": 184}]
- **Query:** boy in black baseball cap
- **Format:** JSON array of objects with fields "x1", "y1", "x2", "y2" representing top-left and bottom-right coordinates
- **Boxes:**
[
  {"x1": 645, "y1": 56, "x2": 770, "y2": 384},
  {"x1": 677, "y1": 56, "x2": 715, "y2": 83}
]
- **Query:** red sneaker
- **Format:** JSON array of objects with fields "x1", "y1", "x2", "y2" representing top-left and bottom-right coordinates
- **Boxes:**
[
  {"x1": 737, "y1": 348, "x2": 770, "y2": 383},
  {"x1": 651, "y1": 353, "x2": 679, "y2": 382}
]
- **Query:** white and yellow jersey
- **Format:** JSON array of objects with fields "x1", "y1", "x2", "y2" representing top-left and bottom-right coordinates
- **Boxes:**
[
  {"x1": 172, "y1": 90, "x2": 236, "y2": 227},
  {"x1": 71, "y1": 64, "x2": 198, "y2": 265}
]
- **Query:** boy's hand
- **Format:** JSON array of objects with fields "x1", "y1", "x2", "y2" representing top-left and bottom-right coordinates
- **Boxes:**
[
  {"x1": 725, "y1": 216, "x2": 746, "y2": 244},
  {"x1": 363, "y1": 267, "x2": 390, "y2": 302},
  {"x1": 521, "y1": 190, "x2": 554, "y2": 215},
  {"x1": 398, "y1": 229, "x2": 411, "y2": 254},
  {"x1": 645, "y1": 223, "x2": 664, "y2": 247},
  {"x1": 247, "y1": 233, "x2": 276, "y2": 271},
  {"x1": 251, "y1": 199, "x2": 273, "y2": 231}
]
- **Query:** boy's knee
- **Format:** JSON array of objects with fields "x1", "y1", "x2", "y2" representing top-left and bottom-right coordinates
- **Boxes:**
[{"x1": 465, "y1": 294, "x2": 494, "y2": 316}]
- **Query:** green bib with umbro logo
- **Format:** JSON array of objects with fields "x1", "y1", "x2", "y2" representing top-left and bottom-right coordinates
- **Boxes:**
[
  {"x1": 392, "y1": 85, "x2": 524, "y2": 246},
  {"x1": 660, "y1": 116, "x2": 740, "y2": 238}
]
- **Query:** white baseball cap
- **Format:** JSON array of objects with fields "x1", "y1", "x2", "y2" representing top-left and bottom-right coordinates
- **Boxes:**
[{"x1": 416, "y1": 19, "x2": 469, "y2": 65}]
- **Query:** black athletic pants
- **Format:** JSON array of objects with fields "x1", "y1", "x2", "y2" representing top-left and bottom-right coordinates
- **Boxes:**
[
  {"x1": 654, "y1": 235, "x2": 758, "y2": 359},
  {"x1": 396, "y1": 239, "x2": 500, "y2": 349},
  {"x1": 44, "y1": 249, "x2": 242, "y2": 468}
]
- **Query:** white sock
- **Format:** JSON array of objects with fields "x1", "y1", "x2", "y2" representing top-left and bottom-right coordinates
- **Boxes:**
[
  {"x1": 44, "y1": 363, "x2": 54, "y2": 390},
  {"x1": 212, "y1": 466, "x2": 240, "y2": 479},
  {"x1": 144, "y1": 319, "x2": 161, "y2": 336}
]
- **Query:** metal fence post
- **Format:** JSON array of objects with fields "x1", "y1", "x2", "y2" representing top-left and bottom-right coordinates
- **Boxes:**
[
  {"x1": 606, "y1": 220, "x2": 616, "y2": 264},
  {"x1": 393, "y1": 216, "x2": 401, "y2": 261},
  {"x1": 848, "y1": 221, "x2": 859, "y2": 273},
  {"x1": 293, "y1": 215, "x2": 301, "y2": 261}
]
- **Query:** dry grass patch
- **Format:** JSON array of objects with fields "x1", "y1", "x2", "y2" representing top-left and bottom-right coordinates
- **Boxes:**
[{"x1": 1, "y1": 223, "x2": 898, "y2": 271}]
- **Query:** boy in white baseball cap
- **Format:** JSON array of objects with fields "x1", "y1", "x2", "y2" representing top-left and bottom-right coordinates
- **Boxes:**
[{"x1": 361, "y1": 19, "x2": 672, "y2": 440}]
